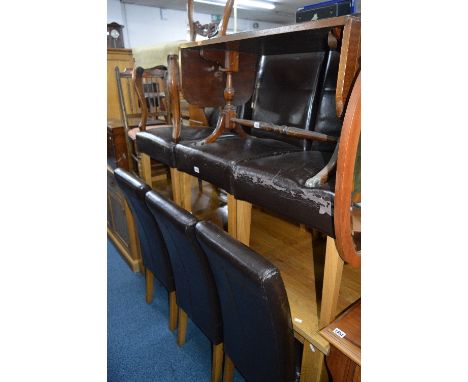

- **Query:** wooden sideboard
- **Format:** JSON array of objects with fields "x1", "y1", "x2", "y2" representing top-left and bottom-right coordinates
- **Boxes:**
[{"x1": 107, "y1": 48, "x2": 134, "y2": 121}]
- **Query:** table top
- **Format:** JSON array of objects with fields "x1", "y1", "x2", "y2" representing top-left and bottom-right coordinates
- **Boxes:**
[{"x1": 180, "y1": 15, "x2": 353, "y2": 51}]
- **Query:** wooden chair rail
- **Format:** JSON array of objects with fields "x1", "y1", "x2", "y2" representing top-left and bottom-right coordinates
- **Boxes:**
[{"x1": 231, "y1": 118, "x2": 338, "y2": 143}]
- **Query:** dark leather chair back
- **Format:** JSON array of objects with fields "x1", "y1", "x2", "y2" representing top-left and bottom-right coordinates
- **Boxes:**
[
  {"x1": 113, "y1": 168, "x2": 174, "y2": 292},
  {"x1": 310, "y1": 50, "x2": 342, "y2": 152},
  {"x1": 145, "y1": 191, "x2": 222, "y2": 345},
  {"x1": 249, "y1": 51, "x2": 326, "y2": 150},
  {"x1": 195, "y1": 221, "x2": 295, "y2": 382}
]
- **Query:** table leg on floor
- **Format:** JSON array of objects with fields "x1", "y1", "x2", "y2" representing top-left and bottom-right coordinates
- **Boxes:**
[{"x1": 319, "y1": 237, "x2": 344, "y2": 328}]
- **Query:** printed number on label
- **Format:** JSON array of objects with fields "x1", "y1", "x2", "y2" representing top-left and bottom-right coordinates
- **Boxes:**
[
  {"x1": 333, "y1": 328, "x2": 346, "y2": 338},
  {"x1": 194, "y1": 166, "x2": 200, "y2": 174}
]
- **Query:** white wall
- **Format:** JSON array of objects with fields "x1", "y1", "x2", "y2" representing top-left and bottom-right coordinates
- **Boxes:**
[{"x1": 107, "y1": 0, "x2": 282, "y2": 48}]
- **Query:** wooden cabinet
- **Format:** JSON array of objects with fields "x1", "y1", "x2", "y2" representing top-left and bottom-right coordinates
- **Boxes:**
[
  {"x1": 107, "y1": 121, "x2": 129, "y2": 171},
  {"x1": 107, "y1": 48, "x2": 134, "y2": 121},
  {"x1": 107, "y1": 166, "x2": 142, "y2": 272}
]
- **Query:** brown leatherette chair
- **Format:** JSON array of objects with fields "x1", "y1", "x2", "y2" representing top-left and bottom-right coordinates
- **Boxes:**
[
  {"x1": 174, "y1": 50, "x2": 331, "y2": 196},
  {"x1": 145, "y1": 190, "x2": 224, "y2": 382},
  {"x1": 195, "y1": 221, "x2": 299, "y2": 382},
  {"x1": 113, "y1": 168, "x2": 177, "y2": 331}
]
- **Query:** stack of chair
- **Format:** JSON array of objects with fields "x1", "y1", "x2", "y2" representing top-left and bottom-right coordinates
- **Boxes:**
[{"x1": 114, "y1": 167, "x2": 302, "y2": 381}]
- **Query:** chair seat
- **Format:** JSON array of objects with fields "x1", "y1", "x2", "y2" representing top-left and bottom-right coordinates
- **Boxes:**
[
  {"x1": 232, "y1": 150, "x2": 336, "y2": 236},
  {"x1": 128, "y1": 124, "x2": 173, "y2": 141},
  {"x1": 175, "y1": 135, "x2": 302, "y2": 194},
  {"x1": 135, "y1": 126, "x2": 220, "y2": 167}
]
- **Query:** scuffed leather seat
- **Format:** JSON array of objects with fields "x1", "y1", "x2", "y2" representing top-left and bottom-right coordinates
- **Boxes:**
[
  {"x1": 233, "y1": 151, "x2": 336, "y2": 235},
  {"x1": 113, "y1": 168, "x2": 175, "y2": 307},
  {"x1": 174, "y1": 51, "x2": 329, "y2": 193},
  {"x1": 136, "y1": 126, "x2": 216, "y2": 168},
  {"x1": 145, "y1": 191, "x2": 224, "y2": 380},
  {"x1": 136, "y1": 107, "x2": 237, "y2": 168},
  {"x1": 231, "y1": 51, "x2": 342, "y2": 237},
  {"x1": 195, "y1": 221, "x2": 298, "y2": 382}
]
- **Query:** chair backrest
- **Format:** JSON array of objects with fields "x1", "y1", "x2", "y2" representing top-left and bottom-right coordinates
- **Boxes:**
[
  {"x1": 249, "y1": 51, "x2": 327, "y2": 150},
  {"x1": 113, "y1": 168, "x2": 174, "y2": 292},
  {"x1": 133, "y1": 66, "x2": 169, "y2": 130},
  {"x1": 145, "y1": 191, "x2": 222, "y2": 344},
  {"x1": 195, "y1": 221, "x2": 295, "y2": 382},
  {"x1": 248, "y1": 48, "x2": 342, "y2": 152},
  {"x1": 115, "y1": 67, "x2": 143, "y2": 133},
  {"x1": 310, "y1": 49, "x2": 342, "y2": 152}
]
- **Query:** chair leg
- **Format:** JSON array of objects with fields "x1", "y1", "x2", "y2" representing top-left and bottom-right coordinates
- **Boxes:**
[
  {"x1": 145, "y1": 269, "x2": 154, "y2": 304},
  {"x1": 168, "y1": 291, "x2": 178, "y2": 332},
  {"x1": 177, "y1": 308, "x2": 188, "y2": 346},
  {"x1": 223, "y1": 354, "x2": 235, "y2": 382},
  {"x1": 181, "y1": 172, "x2": 193, "y2": 212},
  {"x1": 227, "y1": 194, "x2": 237, "y2": 238},
  {"x1": 319, "y1": 237, "x2": 344, "y2": 328},
  {"x1": 211, "y1": 343, "x2": 224, "y2": 382},
  {"x1": 236, "y1": 199, "x2": 252, "y2": 246},
  {"x1": 140, "y1": 153, "x2": 153, "y2": 187},
  {"x1": 170, "y1": 168, "x2": 182, "y2": 206}
]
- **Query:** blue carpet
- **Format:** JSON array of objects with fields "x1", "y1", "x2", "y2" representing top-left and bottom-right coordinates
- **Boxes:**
[{"x1": 107, "y1": 239, "x2": 246, "y2": 382}]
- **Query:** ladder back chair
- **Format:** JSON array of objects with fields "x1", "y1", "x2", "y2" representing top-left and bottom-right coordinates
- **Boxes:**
[{"x1": 115, "y1": 66, "x2": 168, "y2": 180}]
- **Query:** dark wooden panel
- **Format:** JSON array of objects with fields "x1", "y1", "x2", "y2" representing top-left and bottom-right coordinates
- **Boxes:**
[
  {"x1": 107, "y1": 122, "x2": 130, "y2": 170},
  {"x1": 181, "y1": 48, "x2": 258, "y2": 107}
]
